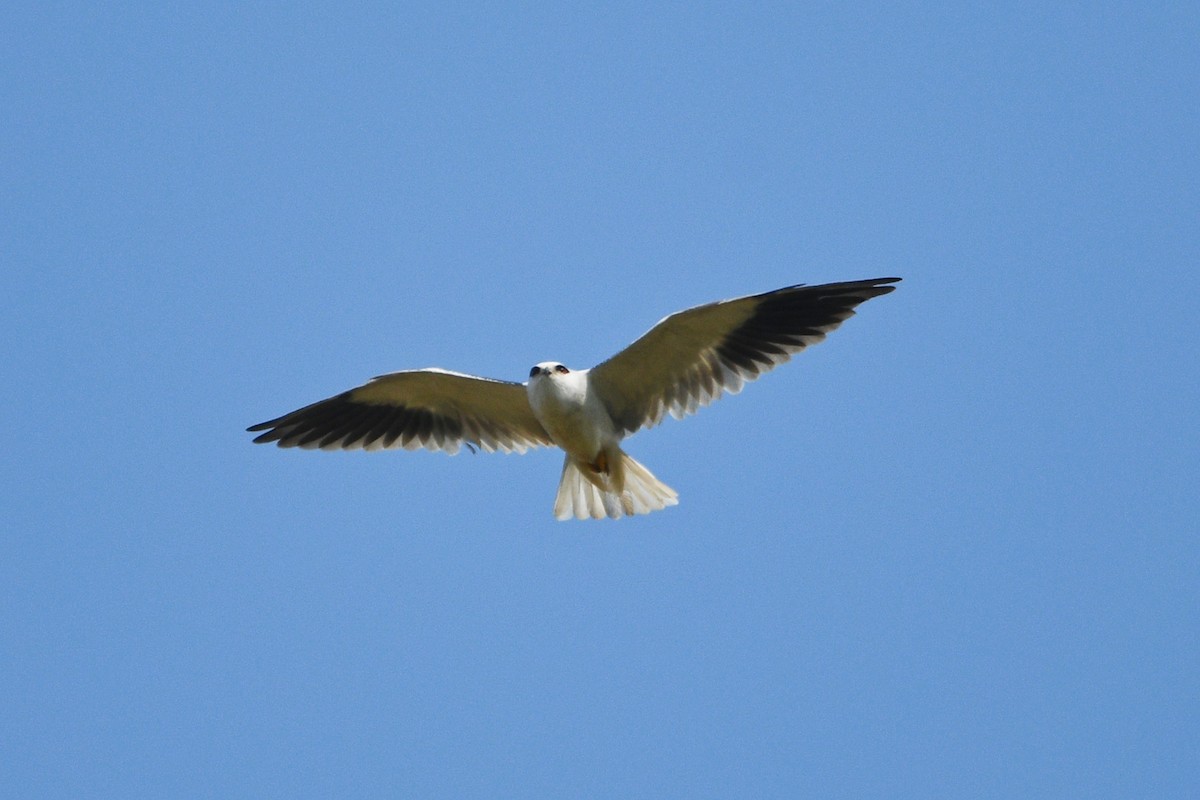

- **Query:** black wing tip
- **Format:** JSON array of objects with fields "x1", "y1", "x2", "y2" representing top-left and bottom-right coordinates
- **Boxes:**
[
  {"x1": 756, "y1": 278, "x2": 901, "y2": 307},
  {"x1": 861, "y1": 277, "x2": 901, "y2": 296},
  {"x1": 764, "y1": 276, "x2": 901, "y2": 296},
  {"x1": 246, "y1": 421, "x2": 290, "y2": 444},
  {"x1": 247, "y1": 416, "x2": 294, "y2": 441},
  {"x1": 814, "y1": 276, "x2": 902, "y2": 291},
  {"x1": 245, "y1": 389, "x2": 357, "y2": 439}
]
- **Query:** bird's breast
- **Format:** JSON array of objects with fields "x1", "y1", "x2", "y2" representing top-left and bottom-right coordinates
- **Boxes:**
[{"x1": 527, "y1": 375, "x2": 615, "y2": 459}]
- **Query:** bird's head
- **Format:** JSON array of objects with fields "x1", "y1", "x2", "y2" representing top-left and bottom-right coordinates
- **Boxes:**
[{"x1": 529, "y1": 362, "x2": 572, "y2": 380}]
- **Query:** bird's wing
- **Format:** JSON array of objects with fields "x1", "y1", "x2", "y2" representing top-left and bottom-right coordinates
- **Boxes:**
[
  {"x1": 588, "y1": 278, "x2": 900, "y2": 436},
  {"x1": 247, "y1": 368, "x2": 553, "y2": 454}
]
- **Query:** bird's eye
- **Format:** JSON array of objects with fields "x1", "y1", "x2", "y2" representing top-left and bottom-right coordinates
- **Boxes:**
[
  {"x1": 554, "y1": 364, "x2": 570, "y2": 374},
  {"x1": 529, "y1": 366, "x2": 541, "y2": 378}
]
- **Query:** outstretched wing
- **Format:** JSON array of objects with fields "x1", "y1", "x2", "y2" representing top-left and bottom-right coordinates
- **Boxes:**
[
  {"x1": 588, "y1": 278, "x2": 900, "y2": 436},
  {"x1": 247, "y1": 368, "x2": 553, "y2": 454}
]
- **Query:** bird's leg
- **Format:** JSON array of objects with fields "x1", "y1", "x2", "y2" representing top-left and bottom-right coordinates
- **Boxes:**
[{"x1": 588, "y1": 450, "x2": 609, "y2": 475}]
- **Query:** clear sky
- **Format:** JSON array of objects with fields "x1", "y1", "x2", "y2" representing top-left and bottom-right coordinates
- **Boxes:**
[{"x1": 3, "y1": 2, "x2": 1197, "y2": 797}]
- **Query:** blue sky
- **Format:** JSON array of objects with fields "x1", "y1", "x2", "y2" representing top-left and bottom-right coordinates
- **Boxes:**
[{"x1": 3, "y1": 2, "x2": 1197, "y2": 797}]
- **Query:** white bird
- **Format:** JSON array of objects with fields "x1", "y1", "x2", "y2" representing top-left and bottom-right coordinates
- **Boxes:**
[{"x1": 248, "y1": 278, "x2": 900, "y2": 520}]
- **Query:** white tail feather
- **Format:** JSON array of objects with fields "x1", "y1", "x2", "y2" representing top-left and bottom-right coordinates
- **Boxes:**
[{"x1": 553, "y1": 450, "x2": 679, "y2": 521}]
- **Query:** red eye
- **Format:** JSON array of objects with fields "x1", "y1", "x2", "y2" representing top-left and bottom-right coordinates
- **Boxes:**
[{"x1": 554, "y1": 364, "x2": 569, "y2": 374}]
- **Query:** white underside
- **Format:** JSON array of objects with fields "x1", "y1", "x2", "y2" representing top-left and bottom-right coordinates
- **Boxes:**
[{"x1": 528, "y1": 365, "x2": 678, "y2": 520}]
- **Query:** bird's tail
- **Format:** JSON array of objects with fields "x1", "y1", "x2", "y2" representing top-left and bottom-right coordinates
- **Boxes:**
[{"x1": 553, "y1": 448, "x2": 679, "y2": 521}]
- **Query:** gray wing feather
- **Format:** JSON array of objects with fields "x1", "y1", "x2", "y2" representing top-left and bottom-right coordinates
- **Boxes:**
[
  {"x1": 588, "y1": 278, "x2": 900, "y2": 436},
  {"x1": 247, "y1": 368, "x2": 553, "y2": 454}
]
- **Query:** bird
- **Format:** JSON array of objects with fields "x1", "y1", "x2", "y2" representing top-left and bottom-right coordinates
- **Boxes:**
[{"x1": 247, "y1": 277, "x2": 900, "y2": 520}]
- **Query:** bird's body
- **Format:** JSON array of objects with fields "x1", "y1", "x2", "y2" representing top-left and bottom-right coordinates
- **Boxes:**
[
  {"x1": 526, "y1": 363, "x2": 610, "y2": 463},
  {"x1": 248, "y1": 278, "x2": 900, "y2": 520},
  {"x1": 526, "y1": 362, "x2": 678, "y2": 519}
]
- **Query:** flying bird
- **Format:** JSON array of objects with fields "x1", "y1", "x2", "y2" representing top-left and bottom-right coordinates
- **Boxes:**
[{"x1": 248, "y1": 278, "x2": 900, "y2": 520}]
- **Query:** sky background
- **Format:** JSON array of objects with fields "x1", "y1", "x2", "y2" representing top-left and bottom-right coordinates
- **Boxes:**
[{"x1": 3, "y1": 2, "x2": 1197, "y2": 797}]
